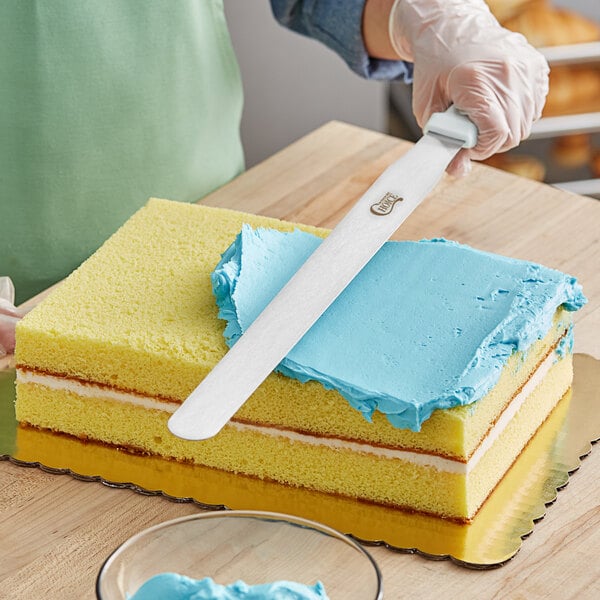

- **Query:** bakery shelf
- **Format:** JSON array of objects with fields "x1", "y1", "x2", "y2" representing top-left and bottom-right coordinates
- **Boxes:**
[
  {"x1": 538, "y1": 41, "x2": 600, "y2": 66},
  {"x1": 388, "y1": 39, "x2": 600, "y2": 196},
  {"x1": 530, "y1": 112, "x2": 600, "y2": 139},
  {"x1": 529, "y1": 42, "x2": 600, "y2": 140},
  {"x1": 552, "y1": 178, "x2": 600, "y2": 197}
]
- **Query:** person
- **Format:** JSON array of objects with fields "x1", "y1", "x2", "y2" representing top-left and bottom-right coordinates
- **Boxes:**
[{"x1": 0, "y1": 0, "x2": 548, "y2": 356}]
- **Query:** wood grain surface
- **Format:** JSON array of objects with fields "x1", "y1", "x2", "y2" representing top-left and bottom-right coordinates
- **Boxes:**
[{"x1": 1, "y1": 122, "x2": 599, "y2": 599}]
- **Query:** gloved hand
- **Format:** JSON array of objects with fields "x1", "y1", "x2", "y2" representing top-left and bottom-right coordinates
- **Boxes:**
[
  {"x1": 389, "y1": 0, "x2": 549, "y2": 176},
  {"x1": 0, "y1": 277, "x2": 23, "y2": 357}
]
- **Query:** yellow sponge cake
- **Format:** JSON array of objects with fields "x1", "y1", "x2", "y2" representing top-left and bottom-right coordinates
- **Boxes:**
[{"x1": 14, "y1": 198, "x2": 586, "y2": 521}]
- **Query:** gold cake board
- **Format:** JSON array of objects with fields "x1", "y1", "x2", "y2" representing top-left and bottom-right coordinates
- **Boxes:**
[{"x1": 1, "y1": 354, "x2": 598, "y2": 569}]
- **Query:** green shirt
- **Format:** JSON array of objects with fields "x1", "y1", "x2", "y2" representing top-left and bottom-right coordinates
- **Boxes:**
[{"x1": 1, "y1": 0, "x2": 244, "y2": 304}]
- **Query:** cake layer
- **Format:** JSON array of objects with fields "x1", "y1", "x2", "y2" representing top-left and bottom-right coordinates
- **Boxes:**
[
  {"x1": 15, "y1": 350, "x2": 573, "y2": 520},
  {"x1": 16, "y1": 325, "x2": 567, "y2": 465}
]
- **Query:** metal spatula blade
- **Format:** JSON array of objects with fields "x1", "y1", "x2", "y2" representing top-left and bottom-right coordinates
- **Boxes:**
[{"x1": 169, "y1": 106, "x2": 477, "y2": 440}]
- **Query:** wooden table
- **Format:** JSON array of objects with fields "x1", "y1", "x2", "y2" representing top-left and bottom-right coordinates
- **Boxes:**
[{"x1": 1, "y1": 122, "x2": 599, "y2": 599}]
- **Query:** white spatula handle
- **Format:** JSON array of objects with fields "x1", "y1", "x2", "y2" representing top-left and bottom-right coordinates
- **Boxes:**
[{"x1": 425, "y1": 106, "x2": 478, "y2": 149}]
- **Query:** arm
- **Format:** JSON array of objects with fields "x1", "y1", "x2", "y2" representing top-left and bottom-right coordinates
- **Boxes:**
[
  {"x1": 366, "y1": 0, "x2": 549, "y2": 176},
  {"x1": 362, "y1": 0, "x2": 398, "y2": 60},
  {"x1": 269, "y1": 0, "x2": 412, "y2": 81},
  {"x1": 272, "y1": 0, "x2": 549, "y2": 177}
]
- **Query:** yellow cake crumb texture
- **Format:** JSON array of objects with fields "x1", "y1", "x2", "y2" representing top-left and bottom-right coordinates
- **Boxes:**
[{"x1": 15, "y1": 199, "x2": 326, "y2": 399}]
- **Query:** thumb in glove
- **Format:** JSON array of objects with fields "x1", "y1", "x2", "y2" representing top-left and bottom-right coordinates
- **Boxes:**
[{"x1": 0, "y1": 277, "x2": 24, "y2": 357}]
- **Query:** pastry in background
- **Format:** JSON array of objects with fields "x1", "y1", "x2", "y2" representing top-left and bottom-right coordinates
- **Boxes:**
[
  {"x1": 485, "y1": 0, "x2": 539, "y2": 24},
  {"x1": 501, "y1": 1, "x2": 600, "y2": 46},
  {"x1": 543, "y1": 66, "x2": 600, "y2": 117},
  {"x1": 551, "y1": 134, "x2": 592, "y2": 169},
  {"x1": 481, "y1": 153, "x2": 546, "y2": 181},
  {"x1": 500, "y1": 1, "x2": 600, "y2": 117}
]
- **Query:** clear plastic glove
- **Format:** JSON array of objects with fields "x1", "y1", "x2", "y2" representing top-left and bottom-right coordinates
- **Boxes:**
[
  {"x1": 389, "y1": 0, "x2": 549, "y2": 176},
  {"x1": 0, "y1": 277, "x2": 23, "y2": 357}
]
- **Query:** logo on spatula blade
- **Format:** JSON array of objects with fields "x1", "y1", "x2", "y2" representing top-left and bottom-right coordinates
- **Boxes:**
[{"x1": 370, "y1": 192, "x2": 403, "y2": 216}]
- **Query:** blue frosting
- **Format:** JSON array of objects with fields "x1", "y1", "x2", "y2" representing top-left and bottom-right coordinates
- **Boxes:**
[
  {"x1": 128, "y1": 573, "x2": 329, "y2": 599},
  {"x1": 212, "y1": 227, "x2": 586, "y2": 432}
]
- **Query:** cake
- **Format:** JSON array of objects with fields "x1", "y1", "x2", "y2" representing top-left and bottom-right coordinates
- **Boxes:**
[{"x1": 14, "y1": 198, "x2": 586, "y2": 522}]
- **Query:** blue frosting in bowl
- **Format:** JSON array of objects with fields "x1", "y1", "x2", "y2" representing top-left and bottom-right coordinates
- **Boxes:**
[
  {"x1": 212, "y1": 227, "x2": 586, "y2": 432},
  {"x1": 129, "y1": 573, "x2": 329, "y2": 599}
]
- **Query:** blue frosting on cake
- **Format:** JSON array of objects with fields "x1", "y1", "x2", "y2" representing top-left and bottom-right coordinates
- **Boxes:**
[{"x1": 212, "y1": 227, "x2": 586, "y2": 432}]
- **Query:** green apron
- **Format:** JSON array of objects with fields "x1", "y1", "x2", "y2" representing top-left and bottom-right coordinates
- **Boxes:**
[{"x1": 0, "y1": 0, "x2": 244, "y2": 304}]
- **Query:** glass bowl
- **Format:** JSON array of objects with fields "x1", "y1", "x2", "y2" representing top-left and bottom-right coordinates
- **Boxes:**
[{"x1": 96, "y1": 510, "x2": 383, "y2": 599}]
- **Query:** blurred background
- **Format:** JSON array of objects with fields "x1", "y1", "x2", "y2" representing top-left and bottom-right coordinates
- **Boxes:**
[{"x1": 225, "y1": 0, "x2": 600, "y2": 199}]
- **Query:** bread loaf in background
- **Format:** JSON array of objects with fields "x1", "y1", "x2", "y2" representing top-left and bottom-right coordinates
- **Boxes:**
[
  {"x1": 544, "y1": 66, "x2": 600, "y2": 116},
  {"x1": 488, "y1": 1, "x2": 600, "y2": 116},
  {"x1": 484, "y1": 2, "x2": 600, "y2": 181},
  {"x1": 485, "y1": 0, "x2": 539, "y2": 24},
  {"x1": 501, "y1": 1, "x2": 600, "y2": 45},
  {"x1": 550, "y1": 134, "x2": 592, "y2": 168}
]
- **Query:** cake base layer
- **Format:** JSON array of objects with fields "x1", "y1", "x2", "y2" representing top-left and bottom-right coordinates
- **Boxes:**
[
  {"x1": 10, "y1": 365, "x2": 594, "y2": 568},
  {"x1": 15, "y1": 353, "x2": 573, "y2": 521}
]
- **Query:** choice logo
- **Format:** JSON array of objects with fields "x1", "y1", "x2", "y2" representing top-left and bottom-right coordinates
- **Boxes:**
[{"x1": 370, "y1": 192, "x2": 403, "y2": 216}]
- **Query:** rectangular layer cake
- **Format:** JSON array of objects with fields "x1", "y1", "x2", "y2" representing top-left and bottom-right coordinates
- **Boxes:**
[{"x1": 14, "y1": 198, "x2": 586, "y2": 521}]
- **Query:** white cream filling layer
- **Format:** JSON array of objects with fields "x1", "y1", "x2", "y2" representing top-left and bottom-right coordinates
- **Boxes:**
[{"x1": 17, "y1": 351, "x2": 557, "y2": 474}]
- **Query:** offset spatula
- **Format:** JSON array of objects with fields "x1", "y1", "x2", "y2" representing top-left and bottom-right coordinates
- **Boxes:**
[{"x1": 169, "y1": 106, "x2": 477, "y2": 441}]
